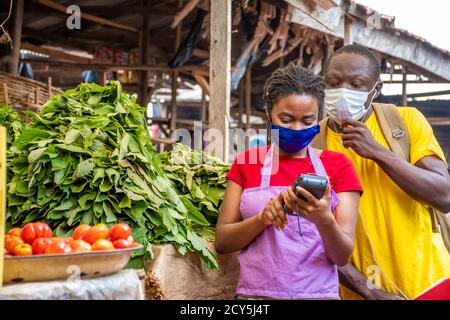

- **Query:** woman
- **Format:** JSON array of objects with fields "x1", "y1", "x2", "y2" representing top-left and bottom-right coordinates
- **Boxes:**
[{"x1": 215, "y1": 64, "x2": 363, "y2": 300}]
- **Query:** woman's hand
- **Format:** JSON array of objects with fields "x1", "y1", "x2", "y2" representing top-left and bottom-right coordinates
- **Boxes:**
[
  {"x1": 282, "y1": 182, "x2": 333, "y2": 226},
  {"x1": 259, "y1": 194, "x2": 288, "y2": 231}
]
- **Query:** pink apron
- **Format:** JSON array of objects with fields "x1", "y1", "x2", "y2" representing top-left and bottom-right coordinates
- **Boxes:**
[{"x1": 237, "y1": 145, "x2": 341, "y2": 299}]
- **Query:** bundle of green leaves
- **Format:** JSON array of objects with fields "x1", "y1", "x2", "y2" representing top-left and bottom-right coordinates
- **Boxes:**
[
  {"x1": 160, "y1": 144, "x2": 230, "y2": 240},
  {"x1": 0, "y1": 105, "x2": 24, "y2": 148},
  {"x1": 7, "y1": 81, "x2": 217, "y2": 269}
]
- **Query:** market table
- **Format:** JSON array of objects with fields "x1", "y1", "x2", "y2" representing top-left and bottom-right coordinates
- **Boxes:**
[{"x1": 0, "y1": 269, "x2": 145, "y2": 300}]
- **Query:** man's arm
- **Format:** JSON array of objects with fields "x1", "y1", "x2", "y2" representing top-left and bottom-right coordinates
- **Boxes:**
[
  {"x1": 338, "y1": 264, "x2": 406, "y2": 300},
  {"x1": 342, "y1": 119, "x2": 450, "y2": 213}
]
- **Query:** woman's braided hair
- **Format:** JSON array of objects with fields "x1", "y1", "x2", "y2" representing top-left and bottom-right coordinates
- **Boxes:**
[{"x1": 263, "y1": 63, "x2": 325, "y2": 122}]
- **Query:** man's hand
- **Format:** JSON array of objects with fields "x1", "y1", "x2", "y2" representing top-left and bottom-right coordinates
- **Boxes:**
[{"x1": 341, "y1": 119, "x2": 385, "y2": 160}]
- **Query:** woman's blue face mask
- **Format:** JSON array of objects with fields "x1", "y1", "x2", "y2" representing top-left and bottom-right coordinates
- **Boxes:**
[{"x1": 270, "y1": 124, "x2": 320, "y2": 154}]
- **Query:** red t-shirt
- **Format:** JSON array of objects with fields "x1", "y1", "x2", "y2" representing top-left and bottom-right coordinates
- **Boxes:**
[{"x1": 226, "y1": 146, "x2": 363, "y2": 194}]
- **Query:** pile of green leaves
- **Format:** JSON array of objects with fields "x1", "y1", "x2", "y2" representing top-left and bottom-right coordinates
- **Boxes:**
[
  {"x1": 0, "y1": 105, "x2": 24, "y2": 148},
  {"x1": 160, "y1": 143, "x2": 230, "y2": 239},
  {"x1": 7, "y1": 81, "x2": 218, "y2": 269}
]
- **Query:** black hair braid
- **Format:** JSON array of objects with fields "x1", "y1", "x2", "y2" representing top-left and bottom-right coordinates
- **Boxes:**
[
  {"x1": 263, "y1": 63, "x2": 325, "y2": 144},
  {"x1": 263, "y1": 63, "x2": 325, "y2": 121}
]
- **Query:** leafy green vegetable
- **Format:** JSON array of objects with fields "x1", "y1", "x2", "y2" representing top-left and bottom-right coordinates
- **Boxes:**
[
  {"x1": 159, "y1": 143, "x2": 230, "y2": 240},
  {"x1": 7, "y1": 81, "x2": 218, "y2": 269},
  {"x1": 0, "y1": 106, "x2": 24, "y2": 148}
]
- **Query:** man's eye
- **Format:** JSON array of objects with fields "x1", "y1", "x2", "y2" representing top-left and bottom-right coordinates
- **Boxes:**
[
  {"x1": 280, "y1": 119, "x2": 291, "y2": 124},
  {"x1": 352, "y1": 83, "x2": 364, "y2": 89},
  {"x1": 329, "y1": 82, "x2": 339, "y2": 88}
]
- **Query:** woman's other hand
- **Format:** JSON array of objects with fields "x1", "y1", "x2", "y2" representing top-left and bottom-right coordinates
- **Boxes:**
[{"x1": 259, "y1": 194, "x2": 289, "y2": 231}]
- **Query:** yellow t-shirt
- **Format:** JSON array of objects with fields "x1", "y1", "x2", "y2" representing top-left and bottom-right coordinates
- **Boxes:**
[{"x1": 326, "y1": 107, "x2": 450, "y2": 300}]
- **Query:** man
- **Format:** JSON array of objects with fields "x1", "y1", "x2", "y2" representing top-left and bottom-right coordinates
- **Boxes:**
[{"x1": 315, "y1": 44, "x2": 450, "y2": 300}]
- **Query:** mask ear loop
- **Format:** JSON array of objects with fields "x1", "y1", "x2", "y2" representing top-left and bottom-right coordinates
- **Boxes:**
[{"x1": 368, "y1": 79, "x2": 381, "y2": 105}]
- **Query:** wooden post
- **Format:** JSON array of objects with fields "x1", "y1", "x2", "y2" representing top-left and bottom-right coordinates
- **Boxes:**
[
  {"x1": 101, "y1": 72, "x2": 108, "y2": 86},
  {"x1": 402, "y1": 66, "x2": 408, "y2": 106},
  {"x1": 9, "y1": 0, "x2": 24, "y2": 75},
  {"x1": 3, "y1": 84, "x2": 10, "y2": 106},
  {"x1": 170, "y1": 0, "x2": 183, "y2": 132},
  {"x1": 344, "y1": 14, "x2": 352, "y2": 46},
  {"x1": 209, "y1": 0, "x2": 231, "y2": 161},
  {"x1": 138, "y1": 0, "x2": 149, "y2": 107},
  {"x1": 201, "y1": 89, "x2": 207, "y2": 123},
  {"x1": 238, "y1": 81, "x2": 244, "y2": 128},
  {"x1": 245, "y1": 70, "x2": 251, "y2": 131},
  {"x1": 47, "y1": 77, "x2": 52, "y2": 97}
]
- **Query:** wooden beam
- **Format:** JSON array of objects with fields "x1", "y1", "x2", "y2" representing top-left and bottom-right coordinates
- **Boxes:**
[
  {"x1": 36, "y1": 0, "x2": 139, "y2": 33},
  {"x1": 245, "y1": 70, "x2": 251, "y2": 131},
  {"x1": 21, "y1": 42, "x2": 92, "y2": 64},
  {"x1": 344, "y1": 14, "x2": 352, "y2": 46},
  {"x1": 21, "y1": 58, "x2": 208, "y2": 72},
  {"x1": 310, "y1": 0, "x2": 337, "y2": 10},
  {"x1": 192, "y1": 73, "x2": 210, "y2": 95},
  {"x1": 209, "y1": 0, "x2": 231, "y2": 161},
  {"x1": 71, "y1": 6, "x2": 174, "y2": 15},
  {"x1": 21, "y1": 26, "x2": 93, "y2": 52},
  {"x1": 193, "y1": 48, "x2": 210, "y2": 59},
  {"x1": 9, "y1": 0, "x2": 24, "y2": 75},
  {"x1": 427, "y1": 118, "x2": 450, "y2": 126}
]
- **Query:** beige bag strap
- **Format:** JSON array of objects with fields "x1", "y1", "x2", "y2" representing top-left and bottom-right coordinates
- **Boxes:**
[
  {"x1": 372, "y1": 103, "x2": 411, "y2": 162},
  {"x1": 311, "y1": 118, "x2": 330, "y2": 150}
]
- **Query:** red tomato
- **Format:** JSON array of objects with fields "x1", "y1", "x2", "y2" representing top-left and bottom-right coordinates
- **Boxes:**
[
  {"x1": 109, "y1": 223, "x2": 131, "y2": 241},
  {"x1": 91, "y1": 239, "x2": 115, "y2": 251},
  {"x1": 83, "y1": 224, "x2": 109, "y2": 244},
  {"x1": 32, "y1": 238, "x2": 53, "y2": 255},
  {"x1": 71, "y1": 240, "x2": 92, "y2": 252},
  {"x1": 5, "y1": 235, "x2": 24, "y2": 253},
  {"x1": 20, "y1": 222, "x2": 53, "y2": 244},
  {"x1": 7, "y1": 228, "x2": 22, "y2": 238},
  {"x1": 113, "y1": 239, "x2": 133, "y2": 249},
  {"x1": 45, "y1": 240, "x2": 72, "y2": 254},
  {"x1": 13, "y1": 243, "x2": 33, "y2": 256},
  {"x1": 73, "y1": 224, "x2": 91, "y2": 240},
  {"x1": 54, "y1": 237, "x2": 73, "y2": 245}
]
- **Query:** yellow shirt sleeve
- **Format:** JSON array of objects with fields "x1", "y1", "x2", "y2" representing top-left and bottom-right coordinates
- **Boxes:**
[{"x1": 400, "y1": 107, "x2": 447, "y2": 165}]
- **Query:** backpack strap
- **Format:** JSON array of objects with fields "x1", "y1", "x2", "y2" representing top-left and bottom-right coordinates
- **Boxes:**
[
  {"x1": 311, "y1": 118, "x2": 330, "y2": 150},
  {"x1": 372, "y1": 103, "x2": 411, "y2": 162}
]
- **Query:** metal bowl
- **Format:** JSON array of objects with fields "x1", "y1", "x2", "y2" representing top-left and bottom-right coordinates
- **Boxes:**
[{"x1": 3, "y1": 245, "x2": 143, "y2": 284}]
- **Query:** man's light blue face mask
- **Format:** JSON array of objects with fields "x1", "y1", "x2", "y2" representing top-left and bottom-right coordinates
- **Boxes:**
[{"x1": 324, "y1": 81, "x2": 379, "y2": 124}]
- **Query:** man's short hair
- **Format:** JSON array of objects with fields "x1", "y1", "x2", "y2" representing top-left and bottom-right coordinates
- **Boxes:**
[{"x1": 325, "y1": 44, "x2": 381, "y2": 83}]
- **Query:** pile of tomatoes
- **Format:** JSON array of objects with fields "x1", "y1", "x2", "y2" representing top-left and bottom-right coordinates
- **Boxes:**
[{"x1": 3, "y1": 222, "x2": 140, "y2": 257}]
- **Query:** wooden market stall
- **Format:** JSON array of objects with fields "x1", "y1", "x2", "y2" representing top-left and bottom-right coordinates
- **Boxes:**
[{"x1": 1, "y1": 0, "x2": 450, "y2": 299}]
